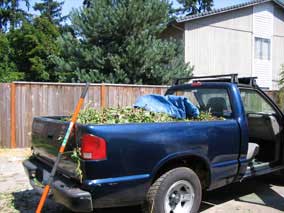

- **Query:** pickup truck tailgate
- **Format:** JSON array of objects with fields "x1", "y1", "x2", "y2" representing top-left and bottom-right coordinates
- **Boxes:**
[{"x1": 32, "y1": 116, "x2": 80, "y2": 180}]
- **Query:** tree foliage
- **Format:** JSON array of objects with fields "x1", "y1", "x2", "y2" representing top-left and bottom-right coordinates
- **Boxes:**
[
  {"x1": 82, "y1": 0, "x2": 90, "y2": 7},
  {"x1": 0, "y1": 0, "x2": 195, "y2": 84},
  {"x1": 278, "y1": 64, "x2": 284, "y2": 111},
  {"x1": 0, "y1": 33, "x2": 23, "y2": 82},
  {"x1": 279, "y1": 64, "x2": 284, "y2": 87},
  {"x1": 8, "y1": 17, "x2": 60, "y2": 81},
  {"x1": 0, "y1": 0, "x2": 30, "y2": 32},
  {"x1": 53, "y1": 0, "x2": 192, "y2": 84},
  {"x1": 174, "y1": 0, "x2": 213, "y2": 16},
  {"x1": 33, "y1": 0, "x2": 66, "y2": 25}
]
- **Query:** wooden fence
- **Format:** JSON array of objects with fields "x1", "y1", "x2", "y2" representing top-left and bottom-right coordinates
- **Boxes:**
[{"x1": 0, "y1": 82, "x2": 168, "y2": 148}]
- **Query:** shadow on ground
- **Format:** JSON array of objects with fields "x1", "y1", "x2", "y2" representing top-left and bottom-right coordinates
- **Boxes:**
[
  {"x1": 12, "y1": 190, "x2": 66, "y2": 213},
  {"x1": 200, "y1": 174, "x2": 284, "y2": 212},
  {"x1": 11, "y1": 174, "x2": 284, "y2": 213}
]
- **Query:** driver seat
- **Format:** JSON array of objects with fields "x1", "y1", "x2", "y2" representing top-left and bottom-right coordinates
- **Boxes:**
[
  {"x1": 246, "y1": 142, "x2": 259, "y2": 161},
  {"x1": 206, "y1": 97, "x2": 227, "y2": 117}
]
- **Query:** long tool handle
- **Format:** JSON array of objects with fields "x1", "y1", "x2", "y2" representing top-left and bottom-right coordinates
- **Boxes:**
[{"x1": 36, "y1": 83, "x2": 90, "y2": 213}]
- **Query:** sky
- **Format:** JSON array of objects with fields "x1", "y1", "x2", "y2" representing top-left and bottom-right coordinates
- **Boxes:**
[
  {"x1": 22, "y1": 0, "x2": 250, "y2": 17},
  {"x1": 213, "y1": 0, "x2": 250, "y2": 9},
  {"x1": 63, "y1": 0, "x2": 250, "y2": 15}
]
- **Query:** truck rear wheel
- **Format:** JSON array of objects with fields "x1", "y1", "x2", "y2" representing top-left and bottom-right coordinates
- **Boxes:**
[{"x1": 144, "y1": 167, "x2": 202, "y2": 213}]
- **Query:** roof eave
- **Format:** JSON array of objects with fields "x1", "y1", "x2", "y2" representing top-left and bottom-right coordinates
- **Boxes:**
[
  {"x1": 273, "y1": 0, "x2": 284, "y2": 8},
  {"x1": 176, "y1": 0, "x2": 284, "y2": 23}
]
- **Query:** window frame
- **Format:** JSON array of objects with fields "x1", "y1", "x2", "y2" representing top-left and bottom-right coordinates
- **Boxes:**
[{"x1": 254, "y1": 37, "x2": 271, "y2": 60}]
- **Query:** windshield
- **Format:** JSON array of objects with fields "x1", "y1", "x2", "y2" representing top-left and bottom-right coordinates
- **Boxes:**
[{"x1": 169, "y1": 88, "x2": 233, "y2": 118}]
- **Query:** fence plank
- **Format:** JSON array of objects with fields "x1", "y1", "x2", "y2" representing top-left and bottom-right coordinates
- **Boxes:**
[
  {"x1": 100, "y1": 84, "x2": 106, "y2": 108},
  {"x1": 0, "y1": 84, "x2": 11, "y2": 147},
  {"x1": 10, "y1": 83, "x2": 16, "y2": 148}
]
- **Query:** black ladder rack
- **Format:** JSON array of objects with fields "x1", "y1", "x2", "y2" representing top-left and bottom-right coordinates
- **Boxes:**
[{"x1": 173, "y1": 74, "x2": 257, "y2": 86}]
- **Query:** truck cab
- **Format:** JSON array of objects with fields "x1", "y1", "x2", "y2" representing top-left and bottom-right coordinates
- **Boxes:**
[{"x1": 166, "y1": 74, "x2": 284, "y2": 185}]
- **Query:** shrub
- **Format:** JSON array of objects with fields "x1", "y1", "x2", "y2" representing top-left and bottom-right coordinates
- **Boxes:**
[{"x1": 278, "y1": 64, "x2": 284, "y2": 111}]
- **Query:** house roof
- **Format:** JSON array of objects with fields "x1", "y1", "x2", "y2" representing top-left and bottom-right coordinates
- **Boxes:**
[{"x1": 176, "y1": 0, "x2": 284, "y2": 23}]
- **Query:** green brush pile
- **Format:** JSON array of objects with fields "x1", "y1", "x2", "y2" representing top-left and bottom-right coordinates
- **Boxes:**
[{"x1": 73, "y1": 106, "x2": 220, "y2": 125}]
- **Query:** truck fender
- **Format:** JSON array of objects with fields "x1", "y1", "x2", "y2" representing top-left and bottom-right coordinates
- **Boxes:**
[{"x1": 150, "y1": 151, "x2": 212, "y2": 187}]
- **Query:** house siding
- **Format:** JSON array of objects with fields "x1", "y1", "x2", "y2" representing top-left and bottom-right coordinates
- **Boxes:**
[
  {"x1": 253, "y1": 2, "x2": 274, "y2": 89},
  {"x1": 184, "y1": 7, "x2": 253, "y2": 77},
  {"x1": 179, "y1": 1, "x2": 284, "y2": 90},
  {"x1": 253, "y1": 3, "x2": 274, "y2": 37},
  {"x1": 274, "y1": 5, "x2": 284, "y2": 36},
  {"x1": 273, "y1": 5, "x2": 284, "y2": 89}
]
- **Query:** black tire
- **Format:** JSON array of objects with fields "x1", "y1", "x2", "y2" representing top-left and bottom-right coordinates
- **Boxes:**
[{"x1": 144, "y1": 167, "x2": 202, "y2": 213}]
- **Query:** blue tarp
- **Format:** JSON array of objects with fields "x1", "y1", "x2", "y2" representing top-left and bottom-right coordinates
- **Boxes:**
[{"x1": 134, "y1": 94, "x2": 199, "y2": 119}]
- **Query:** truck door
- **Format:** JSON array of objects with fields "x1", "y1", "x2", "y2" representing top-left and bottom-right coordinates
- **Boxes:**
[{"x1": 240, "y1": 88, "x2": 283, "y2": 165}]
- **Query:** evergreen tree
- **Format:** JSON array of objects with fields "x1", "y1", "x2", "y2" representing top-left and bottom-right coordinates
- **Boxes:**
[
  {"x1": 174, "y1": 0, "x2": 213, "y2": 16},
  {"x1": 9, "y1": 17, "x2": 60, "y2": 81},
  {"x1": 53, "y1": 0, "x2": 192, "y2": 84},
  {"x1": 33, "y1": 0, "x2": 65, "y2": 25},
  {"x1": 82, "y1": 0, "x2": 90, "y2": 7},
  {"x1": 0, "y1": 0, "x2": 30, "y2": 32},
  {"x1": 0, "y1": 33, "x2": 23, "y2": 82}
]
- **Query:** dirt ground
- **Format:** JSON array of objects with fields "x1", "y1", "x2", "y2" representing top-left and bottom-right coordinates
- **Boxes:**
[{"x1": 1, "y1": 149, "x2": 284, "y2": 213}]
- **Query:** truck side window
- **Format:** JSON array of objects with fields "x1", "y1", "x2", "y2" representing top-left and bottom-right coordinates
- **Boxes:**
[
  {"x1": 240, "y1": 89, "x2": 276, "y2": 114},
  {"x1": 175, "y1": 89, "x2": 233, "y2": 118},
  {"x1": 199, "y1": 89, "x2": 232, "y2": 117}
]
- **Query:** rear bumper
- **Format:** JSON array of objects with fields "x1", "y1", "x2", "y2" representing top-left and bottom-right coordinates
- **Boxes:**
[{"x1": 23, "y1": 159, "x2": 93, "y2": 212}]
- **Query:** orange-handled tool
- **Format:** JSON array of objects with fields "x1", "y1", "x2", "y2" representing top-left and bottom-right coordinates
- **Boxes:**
[{"x1": 36, "y1": 83, "x2": 90, "y2": 213}]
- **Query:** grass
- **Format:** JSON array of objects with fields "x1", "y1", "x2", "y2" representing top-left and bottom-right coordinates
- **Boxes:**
[{"x1": 0, "y1": 193, "x2": 15, "y2": 213}]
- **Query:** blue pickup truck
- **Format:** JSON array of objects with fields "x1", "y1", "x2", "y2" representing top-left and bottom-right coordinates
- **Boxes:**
[{"x1": 23, "y1": 74, "x2": 284, "y2": 213}]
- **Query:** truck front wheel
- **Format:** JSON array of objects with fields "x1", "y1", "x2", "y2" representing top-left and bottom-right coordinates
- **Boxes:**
[{"x1": 144, "y1": 167, "x2": 202, "y2": 213}]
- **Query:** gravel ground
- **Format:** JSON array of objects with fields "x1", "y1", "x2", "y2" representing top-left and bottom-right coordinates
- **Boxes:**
[{"x1": 1, "y1": 148, "x2": 284, "y2": 213}]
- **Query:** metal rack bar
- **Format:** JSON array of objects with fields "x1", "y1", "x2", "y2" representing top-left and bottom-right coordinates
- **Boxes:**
[
  {"x1": 173, "y1": 74, "x2": 258, "y2": 87},
  {"x1": 173, "y1": 74, "x2": 239, "y2": 85}
]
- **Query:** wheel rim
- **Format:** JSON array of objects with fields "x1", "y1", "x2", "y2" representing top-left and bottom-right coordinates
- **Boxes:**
[{"x1": 164, "y1": 180, "x2": 195, "y2": 213}]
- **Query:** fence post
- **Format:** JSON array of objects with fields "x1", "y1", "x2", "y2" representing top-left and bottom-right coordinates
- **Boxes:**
[
  {"x1": 100, "y1": 84, "x2": 106, "y2": 109},
  {"x1": 10, "y1": 82, "x2": 16, "y2": 148}
]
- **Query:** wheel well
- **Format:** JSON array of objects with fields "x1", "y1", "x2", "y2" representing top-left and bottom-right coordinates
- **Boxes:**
[{"x1": 153, "y1": 156, "x2": 211, "y2": 189}]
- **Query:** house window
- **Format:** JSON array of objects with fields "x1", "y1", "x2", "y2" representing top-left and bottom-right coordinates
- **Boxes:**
[{"x1": 255, "y1": 37, "x2": 271, "y2": 60}]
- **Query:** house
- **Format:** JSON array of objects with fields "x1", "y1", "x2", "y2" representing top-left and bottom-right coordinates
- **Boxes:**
[{"x1": 163, "y1": 0, "x2": 284, "y2": 90}]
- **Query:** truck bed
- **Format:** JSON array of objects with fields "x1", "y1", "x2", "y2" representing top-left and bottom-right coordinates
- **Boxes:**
[{"x1": 31, "y1": 115, "x2": 240, "y2": 183}]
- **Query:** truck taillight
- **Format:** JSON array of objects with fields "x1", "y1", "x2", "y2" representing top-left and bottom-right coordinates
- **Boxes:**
[
  {"x1": 81, "y1": 134, "x2": 107, "y2": 160},
  {"x1": 191, "y1": 81, "x2": 202, "y2": 87}
]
